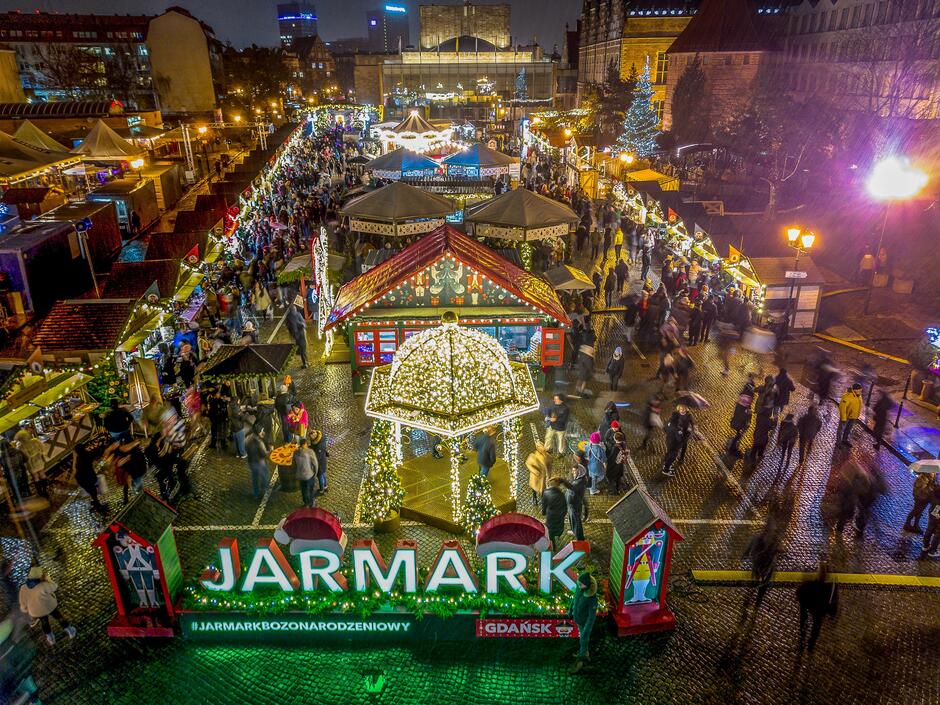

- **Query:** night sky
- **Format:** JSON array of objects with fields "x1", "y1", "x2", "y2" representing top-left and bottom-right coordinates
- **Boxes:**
[{"x1": 0, "y1": 0, "x2": 580, "y2": 50}]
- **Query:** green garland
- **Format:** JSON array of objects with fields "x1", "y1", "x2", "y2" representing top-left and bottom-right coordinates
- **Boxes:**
[{"x1": 183, "y1": 564, "x2": 604, "y2": 619}]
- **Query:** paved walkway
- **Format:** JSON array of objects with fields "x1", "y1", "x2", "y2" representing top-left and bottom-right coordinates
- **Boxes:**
[{"x1": 3, "y1": 229, "x2": 939, "y2": 705}]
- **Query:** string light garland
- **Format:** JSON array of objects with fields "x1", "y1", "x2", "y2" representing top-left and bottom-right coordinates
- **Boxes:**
[
  {"x1": 358, "y1": 420, "x2": 405, "y2": 525},
  {"x1": 448, "y1": 437, "x2": 463, "y2": 522},
  {"x1": 502, "y1": 417, "x2": 520, "y2": 500}
]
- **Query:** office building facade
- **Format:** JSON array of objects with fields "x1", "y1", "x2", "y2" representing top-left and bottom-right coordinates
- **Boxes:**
[
  {"x1": 368, "y1": 5, "x2": 411, "y2": 52},
  {"x1": 278, "y1": 2, "x2": 319, "y2": 49}
]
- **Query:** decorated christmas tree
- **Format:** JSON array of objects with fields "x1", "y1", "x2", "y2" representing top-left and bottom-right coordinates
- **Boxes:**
[
  {"x1": 87, "y1": 362, "x2": 128, "y2": 416},
  {"x1": 615, "y1": 57, "x2": 660, "y2": 158},
  {"x1": 461, "y1": 474, "x2": 498, "y2": 536},
  {"x1": 359, "y1": 420, "x2": 406, "y2": 524}
]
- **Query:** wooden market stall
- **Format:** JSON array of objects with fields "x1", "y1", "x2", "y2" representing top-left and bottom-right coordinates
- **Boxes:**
[{"x1": 324, "y1": 224, "x2": 570, "y2": 393}]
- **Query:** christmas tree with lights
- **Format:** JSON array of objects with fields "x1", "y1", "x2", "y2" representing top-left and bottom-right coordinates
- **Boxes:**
[
  {"x1": 461, "y1": 474, "x2": 498, "y2": 535},
  {"x1": 615, "y1": 57, "x2": 660, "y2": 158},
  {"x1": 359, "y1": 420, "x2": 405, "y2": 524}
]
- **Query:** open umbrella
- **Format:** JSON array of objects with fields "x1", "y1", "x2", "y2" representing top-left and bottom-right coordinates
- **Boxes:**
[
  {"x1": 674, "y1": 391, "x2": 710, "y2": 408},
  {"x1": 909, "y1": 459, "x2": 940, "y2": 474},
  {"x1": 544, "y1": 265, "x2": 594, "y2": 292}
]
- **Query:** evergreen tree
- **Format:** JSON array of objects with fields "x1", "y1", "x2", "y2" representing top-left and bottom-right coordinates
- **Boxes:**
[
  {"x1": 616, "y1": 58, "x2": 661, "y2": 158},
  {"x1": 359, "y1": 421, "x2": 405, "y2": 524},
  {"x1": 595, "y1": 60, "x2": 636, "y2": 143},
  {"x1": 671, "y1": 54, "x2": 711, "y2": 144},
  {"x1": 460, "y1": 475, "x2": 497, "y2": 536}
]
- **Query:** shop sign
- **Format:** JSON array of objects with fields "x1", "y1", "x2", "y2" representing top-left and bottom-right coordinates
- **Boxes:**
[
  {"x1": 476, "y1": 618, "x2": 579, "y2": 638},
  {"x1": 183, "y1": 613, "x2": 415, "y2": 639}
]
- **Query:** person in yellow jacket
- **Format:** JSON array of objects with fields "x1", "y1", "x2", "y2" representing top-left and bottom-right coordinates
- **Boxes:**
[
  {"x1": 612, "y1": 226, "x2": 625, "y2": 261},
  {"x1": 837, "y1": 383, "x2": 863, "y2": 447}
]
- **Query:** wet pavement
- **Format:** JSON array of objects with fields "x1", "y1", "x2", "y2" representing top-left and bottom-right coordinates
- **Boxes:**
[{"x1": 3, "y1": 234, "x2": 940, "y2": 705}]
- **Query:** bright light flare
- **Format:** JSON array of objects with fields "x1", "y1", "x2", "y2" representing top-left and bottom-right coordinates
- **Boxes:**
[{"x1": 867, "y1": 156, "x2": 928, "y2": 201}]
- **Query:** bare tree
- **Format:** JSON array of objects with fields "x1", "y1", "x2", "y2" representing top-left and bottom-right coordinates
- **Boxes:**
[
  {"x1": 35, "y1": 43, "x2": 100, "y2": 99},
  {"x1": 103, "y1": 44, "x2": 152, "y2": 110}
]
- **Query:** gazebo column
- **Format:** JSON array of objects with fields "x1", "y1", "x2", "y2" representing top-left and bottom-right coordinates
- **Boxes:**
[
  {"x1": 447, "y1": 436, "x2": 463, "y2": 522},
  {"x1": 392, "y1": 422, "x2": 403, "y2": 464},
  {"x1": 502, "y1": 418, "x2": 521, "y2": 501}
]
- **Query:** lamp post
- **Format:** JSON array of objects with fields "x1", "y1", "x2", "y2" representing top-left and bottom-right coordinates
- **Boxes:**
[
  {"x1": 784, "y1": 226, "x2": 816, "y2": 335},
  {"x1": 863, "y1": 156, "x2": 928, "y2": 314}
]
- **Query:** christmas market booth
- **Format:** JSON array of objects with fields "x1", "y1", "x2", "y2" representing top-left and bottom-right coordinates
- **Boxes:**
[
  {"x1": 200, "y1": 344, "x2": 296, "y2": 399},
  {"x1": 441, "y1": 143, "x2": 519, "y2": 181},
  {"x1": 363, "y1": 313, "x2": 538, "y2": 533},
  {"x1": 339, "y1": 181, "x2": 455, "y2": 241},
  {"x1": 323, "y1": 224, "x2": 570, "y2": 393},
  {"x1": 375, "y1": 110, "x2": 454, "y2": 155},
  {"x1": 363, "y1": 148, "x2": 440, "y2": 181}
]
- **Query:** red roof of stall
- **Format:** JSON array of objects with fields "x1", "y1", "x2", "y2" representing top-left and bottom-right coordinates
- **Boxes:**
[{"x1": 324, "y1": 224, "x2": 570, "y2": 330}]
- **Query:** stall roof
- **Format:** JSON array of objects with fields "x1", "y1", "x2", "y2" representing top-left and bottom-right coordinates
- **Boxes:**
[
  {"x1": 325, "y1": 223, "x2": 570, "y2": 330},
  {"x1": 173, "y1": 209, "x2": 222, "y2": 234},
  {"x1": 1, "y1": 187, "x2": 62, "y2": 205},
  {"x1": 364, "y1": 148, "x2": 439, "y2": 175},
  {"x1": 388, "y1": 112, "x2": 439, "y2": 135},
  {"x1": 144, "y1": 231, "x2": 209, "y2": 262},
  {"x1": 340, "y1": 181, "x2": 455, "y2": 222},
  {"x1": 442, "y1": 143, "x2": 518, "y2": 169},
  {"x1": 624, "y1": 169, "x2": 680, "y2": 191},
  {"x1": 87, "y1": 177, "x2": 150, "y2": 197},
  {"x1": 202, "y1": 344, "x2": 296, "y2": 378},
  {"x1": 747, "y1": 256, "x2": 828, "y2": 287},
  {"x1": 33, "y1": 299, "x2": 141, "y2": 352},
  {"x1": 12, "y1": 120, "x2": 69, "y2": 152},
  {"x1": 102, "y1": 259, "x2": 182, "y2": 300},
  {"x1": 70, "y1": 120, "x2": 142, "y2": 160},
  {"x1": 0, "y1": 221, "x2": 74, "y2": 251},
  {"x1": 464, "y1": 187, "x2": 579, "y2": 228}
]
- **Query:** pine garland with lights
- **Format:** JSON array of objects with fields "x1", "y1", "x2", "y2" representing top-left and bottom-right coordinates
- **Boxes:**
[
  {"x1": 615, "y1": 58, "x2": 660, "y2": 158},
  {"x1": 183, "y1": 563, "x2": 604, "y2": 619},
  {"x1": 86, "y1": 362, "x2": 128, "y2": 414},
  {"x1": 359, "y1": 420, "x2": 405, "y2": 525},
  {"x1": 460, "y1": 474, "x2": 498, "y2": 536}
]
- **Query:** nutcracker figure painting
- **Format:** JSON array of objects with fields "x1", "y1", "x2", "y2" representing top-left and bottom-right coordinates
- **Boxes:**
[
  {"x1": 623, "y1": 528, "x2": 665, "y2": 604},
  {"x1": 113, "y1": 531, "x2": 162, "y2": 609}
]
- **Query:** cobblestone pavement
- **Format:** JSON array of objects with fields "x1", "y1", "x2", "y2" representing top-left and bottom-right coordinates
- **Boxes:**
[{"x1": 3, "y1": 247, "x2": 940, "y2": 705}]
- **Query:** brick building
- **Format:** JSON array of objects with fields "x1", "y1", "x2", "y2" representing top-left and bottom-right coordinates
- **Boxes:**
[
  {"x1": 662, "y1": 0, "x2": 776, "y2": 131},
  {"x1": 419, "y1": 2, "x2": 511, "y2": 50},
  {"x1": 577, "y1": 1, "x2": 699, "y2": 101}
]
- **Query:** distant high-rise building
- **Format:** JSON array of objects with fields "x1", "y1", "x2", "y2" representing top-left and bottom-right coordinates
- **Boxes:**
[
  {"x1": 367, "y1": 5, "x2": 411, "y2": 52},
  {"x1": 278, "y1": 2, "x2": 318, "y2": 49}
]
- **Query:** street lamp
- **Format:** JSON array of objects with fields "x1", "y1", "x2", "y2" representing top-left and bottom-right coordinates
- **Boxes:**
[
  {"x1": 130, "y1": 157, "x2": 144, "y2": 181},
  {"x1": 863, "y1": 156, "x2": 928, "y2": 313},
  {"x1": 783, "y1": 226, "x2": 815, "y2": 336},
  {"x1": 234, "y1": 115, "x2": 242, "y2": 123},
  {"x1": 197, "y1": 125, "x2": 207, "y2": 135},
  {"x1": 619, "y1": 153, "x2": 634, "y2": 164}
]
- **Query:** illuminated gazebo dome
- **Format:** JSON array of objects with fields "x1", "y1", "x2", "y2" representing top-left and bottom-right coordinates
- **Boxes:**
[
  {"x1": 378, "y1": 110, "x2": 454, "y2": 154},
  {"x1": 365, "y1": 312, "x2": 538, "y2": 438}
]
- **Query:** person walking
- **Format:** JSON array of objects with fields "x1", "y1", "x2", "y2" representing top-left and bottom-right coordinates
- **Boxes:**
[
  {"x1": 612, "y1": 226, "x2": 624, "y2": 261},
  {"x1": 774, "y1": 413, "x2": 799, "y2": 475},
  {"x1": 687, "y1": 302, "x2": 702, "y2": 346},
  {"x1": 245, "y1": 427, "x2": 271, "y2": 500},
  {"x1": 274, "y1": 384, "x2": 293, "y2": 442},
  {"x1": 871, "y1": 391, "x2": 892, "y2": 450},
  {"x1": 207, "y1": 387, "x2": 230, "y2": 450},
  {"x1": 228, "y1": 397, "x2": 249, "y2": 458},
  {"x1": 18, "y1": 566, "x2": 76, "y2": 645},
  {"x1": 603, "y1": 270, "x2": 616, "y2": 308},
  {"x1": 605, "y1": 347, "x2": 625, "y2": 391},
  {"x1": 904, "y1": 472, "x2": 937, "y2": 533},
  {"x1": 543, "y1": 394, "x2": 570, "y2": 456},
  {"x1": 747, "y1": 407, "x2": 775, "y2": 465},
  {"x1": 662, "y1": 404, "x2": 694, "y2": 477},
  {"x1": 700, "y1": 295, "x2": 717, "y2": 343},
  {"x1": 292, "y1": 438, "x2": 319, "y2": 508},
  {"x1": 526, "y1": 443, "x2": 550, "y2": 503},
  {"x1": 585, "y1": 432, "x2": 606, "y2": 494},
  {"x1": 639, "y1": 392, "x2": 664, "y2": 450},
  {"x1": 103, "y1": 398, "x2": 134, "y2": 443},
  {"x1": 287, "y1": 402, "x2": 309, "y2": 443},
  {"x1": 286, "y1": 299, "x2": 309, "y2": 368},
  {"x1": 606, "y1": 431, "x2": 628, "y2": 494},
  {"x1": 727, "y1": 376, "x2": 756, "y2": 457},
  {"x1": 72, "y1": 444, "x2": 104, "y2": 512},
  {"x1": 540, "y1": 478, "x2": 569, "y2": 550},
  {"x1": 920, "y1": 488, "x2": 940, "y2": 558},
  {"x1": 565, "y1": 462, "x2": 589, "y2": 541},
  {"x1": 472, "y1": 426, "x2": 497, "y2": 477},
  {"x1": 773, "y1": 368, "x2": 796, "y2": 417},
  {"x1": 614, "y1": 258, "x2": 629, "y2": 296},
  {"x1": 309, "y1": 429, "x2": 329, "y2": 493},
  {"x1": 569, "y1": 572, "x2": 599, "y2": 673},
  {"x1": 837, "y1": 383, "x2": 863, "y2": 447},
  {"x1": 797, "y1": 404, "x2": 822, "y2": 464},
  {"x1": 796, "y1": 564, "x2": 839, "y2": 652}
]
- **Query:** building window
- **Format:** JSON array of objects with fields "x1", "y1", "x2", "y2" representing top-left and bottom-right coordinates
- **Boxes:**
[
  {"x1": 652, "y1": 99, "x2": 664, "y2": 123},
  {"x1": 702, "y1": 55, "x2": 709, "y2": 65},
  {"x1": 654, "y1": 51, "x2": 667, "y2": 84},
  {"x1": 743, "y1": 53, "x2": 750, "y2": 65}
]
